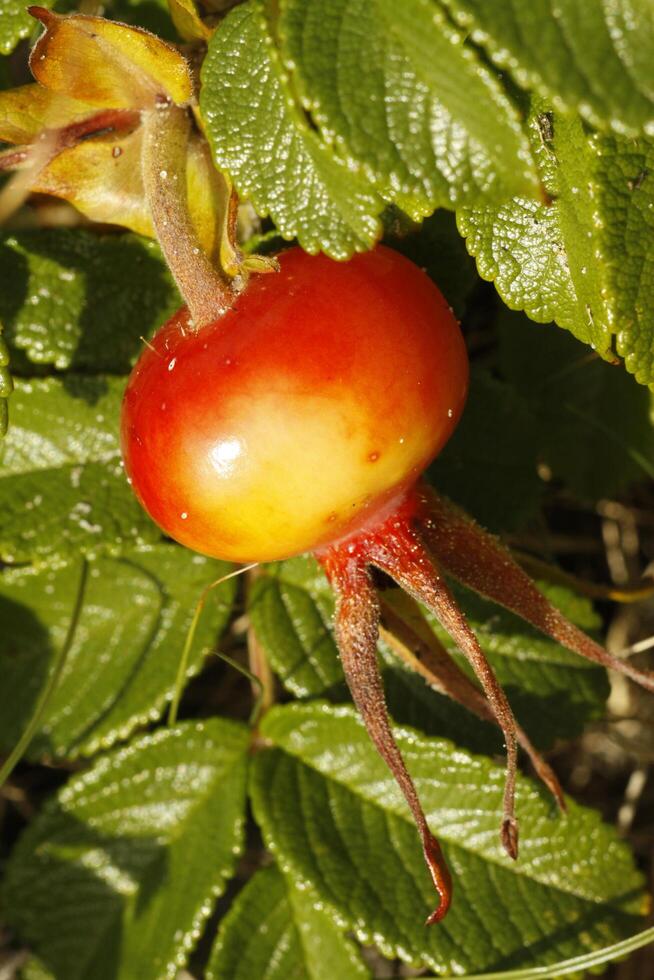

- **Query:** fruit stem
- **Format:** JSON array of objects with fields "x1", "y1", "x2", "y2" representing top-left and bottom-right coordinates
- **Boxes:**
[{"x1": 141, "y1": 102, "x2": 234, "y2": 328}]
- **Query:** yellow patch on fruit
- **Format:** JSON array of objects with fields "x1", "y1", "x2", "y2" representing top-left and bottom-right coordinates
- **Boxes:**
[{"x1": 165, "y1": 388, "x2": 435, "y2": 562}]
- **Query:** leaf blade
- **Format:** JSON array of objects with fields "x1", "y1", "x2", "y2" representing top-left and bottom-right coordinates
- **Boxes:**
[
  {"x1": 3, "y1": 719, "x2": 249, "y2": 980},
  {"x1": 0, "y1": 544, "x2": 236, "y2": 758},
  {"x1": 200, "y1": 0, "x2": 384, "y2": 259},
  {"x1": 207, "y1": 865, "x2": 371, "y2": 980},
  {"x1": 280, "y1": 0, "x2": 538, "y2": 215},
  {"x1": 251, "y1": 703, "x2": 646, "y2": 974}
]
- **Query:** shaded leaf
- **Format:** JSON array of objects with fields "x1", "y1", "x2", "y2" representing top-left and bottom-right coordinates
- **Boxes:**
[
  {"x1": 3, "y1": 719, "x2": 249, "y2": 980},
  {"x1": 430, "y1": 368, "x2": 544, "y2": 533},
  {"x1": 207, "y1": 865, "x2": 370, "y2": 980},
  {"x1": 0, "y1": 544, "x2": 235, "y2": 758},
  {"x1": 386, "y1": 210, "x2": 478, "y2": 319},
  {"x1": 0, "y1": 230, "x2": 178, "y2": 372},
  {"x1": 200, "y1": 0, "x2": 383, "y2": 259},
  {"x1": 498, "y1": 311, "x2": 654, "y2": 497},
  {"x1": 251, "y1": 703, "x2": 646, "y2": 974},
  {"x1": 248, "y1": 558, "x2": 343, "y2": 698},
  {"x1": 280, "y1": 0, "x2": 539, "y2": 217},
  {"x1": 0, "y1": 375, "x2": 159, "y2": 566},
  {"x1": 438, "y1": 0, "x2": 654, "y2": 135}
]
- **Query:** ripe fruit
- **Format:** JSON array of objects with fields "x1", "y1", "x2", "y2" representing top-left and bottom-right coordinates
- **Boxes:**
[
  {"x1": 121, "y1": 245, "x2": 468, "y2": 563},
  {"x1": 121, "y1": 244, "x2": 654, "y2": 925}
]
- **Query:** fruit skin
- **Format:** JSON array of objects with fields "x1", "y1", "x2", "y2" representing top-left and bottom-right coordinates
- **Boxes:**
[{"x1": 121, "y1": 245, "x2": 468, "y2": 563}]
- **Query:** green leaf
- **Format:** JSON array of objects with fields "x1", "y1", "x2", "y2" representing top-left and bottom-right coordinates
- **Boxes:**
[
  {"x1": 207, "y1": 864, "x2": 371, "y2": 980},
  {"x1": 425, "y1": 925, "x2": 654, "y2": 980},
  {"x1": 0, "y1": 0, "x2": 52, "y2": 55},
  {"x1": 280, "y1": 0, "x2": 539, "y2": 217},
  {"x1": 200, "y1": 0, "x2": 383, "y2": 259},
  {"x1": 0, "y1": 460, "x2": 158, "y2": 566},
  {"x1": 248, "y1": 556, "x2": 608, "y2": 749},
  {"x1": 458, "y1": 104, "x2": 654, "y2": 385},
  {"x1": 0, "y1": 231, "x2": 178, "y2": 373},
  {"x1": 0, "y1": 376, "x2": 158, "y2": 566},
  {"x1": 1, "y1": 375, "x2": 123, "y2": 475},
  {"x1": 3, "y1": 719, "x2": 249, "y2": 980},
  {"x1": 0, "y1": 544, "x2": 235, "y2": 759},
  {"x1": 251, "y1": 703, "x2": 646, "y2": 974},
  {"x1": 248, "y1": 557, "x2": 344, "y2": 698},
  {"x1": 498, "y1": 311, "x2": 654, "y2": 497},
  {"x1": 431, "y1": 369, "x2": 544, "y2": 533},
  {"x1": 19, "y1": 959, "x2": 56, "y2": 980},
  {"x1": 438, "y1": 0, "x2": 654, "y2": 135}
]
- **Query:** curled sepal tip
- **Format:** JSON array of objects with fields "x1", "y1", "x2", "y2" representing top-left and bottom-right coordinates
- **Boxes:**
[{"x1": 423, "y1": 834, "x2": 453, "y2": 925}]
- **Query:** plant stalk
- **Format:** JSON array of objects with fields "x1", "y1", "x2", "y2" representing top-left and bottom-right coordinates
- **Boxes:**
[{"x1": 141, "y1": 102, "x2": 234, "y2": 328}]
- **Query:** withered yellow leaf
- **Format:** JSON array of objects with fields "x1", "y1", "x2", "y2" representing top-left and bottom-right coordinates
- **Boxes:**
[
  {"x1": 0, "y1": 85, "x2": 92, "y2": 144},
  {"x1": 29, "y1": 7, "x2": 194, "y2": 110},
  {"x1": 168, "y1": 0, "x2": 212, "y2": 43}
]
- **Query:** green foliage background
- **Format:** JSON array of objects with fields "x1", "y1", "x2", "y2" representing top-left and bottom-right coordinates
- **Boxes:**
[{"x1": 1, "y1": 0, "x2": 654, "y2": 978}]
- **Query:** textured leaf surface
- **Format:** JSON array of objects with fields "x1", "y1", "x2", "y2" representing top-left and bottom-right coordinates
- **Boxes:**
[
  {"x1": 207, "y1": 865, "x2": 370, "y2": 980},
  {"x1": 0, "y1": 545, "x2": 235, "y2": 758},
  {"x1": 0, "y1": 376, "x2": 158, "y2": 566},
  {"x1": 201, "y1": 0, "x2": 383, "y2": 259},
  {"x1": 0, "y1": 0, "x2": 52, "y2": 55},
  {"x1": 280, "y1": 0, "x2": 538, "y2": 217},
  {"x1": 248, "y1": 556, "x2": 608, "y2": 748},
  {"x1": 251, "y1": 704, "x2": 646, "y2": 974},
  {"x1": 0, "y1": 231, "x2": 178, "y2": 372},
  {"x1": 3, "y1": 720, "x2": 249, "y2": 980},
  {"x1": 498, "y1": 312, "x2": 654, "y2": 498},
  {"x1": 459, "y1": 104, "x2": 654, "y2": 385},
  {"x1": 439, "y1": 0, "x2": 654, "y2": 134}
]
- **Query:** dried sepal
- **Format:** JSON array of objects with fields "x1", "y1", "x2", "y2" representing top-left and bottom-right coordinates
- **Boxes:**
[
  {"x1": 379, "y1": 590, "x2": 565, "y2": 811},
  {"x1": 320, "y1": 549, "x2": 453, "y2": 924},
  {"x1": 0, "y1": 6, "x2": 241, "y2": 308},
  {"x1": 0, "y1": 84, "x2": 91, "y2": 145},
  {"x1": 28, "y1": 7, "x2": 193, "y2": 109},
  {"x1": 417, "y1": 485, "x2": 654, "y2": 694},
  {"x1": 363, "y1": 503, "x2": 521, "y2": 859}
]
